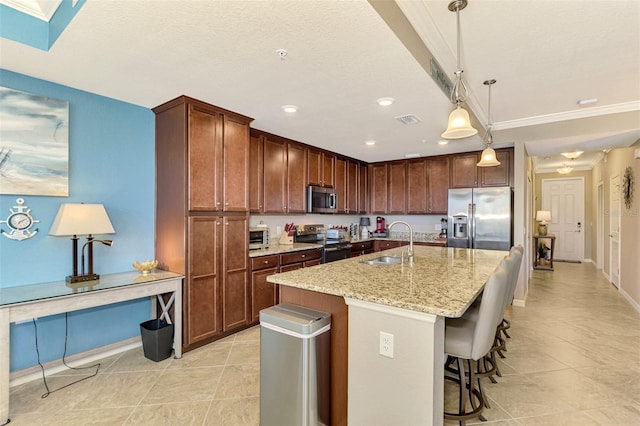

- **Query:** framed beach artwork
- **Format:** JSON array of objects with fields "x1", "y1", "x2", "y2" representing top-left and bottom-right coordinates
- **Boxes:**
[{"x1": 0, "y1": 86, "x2": 69, "y2": 196}]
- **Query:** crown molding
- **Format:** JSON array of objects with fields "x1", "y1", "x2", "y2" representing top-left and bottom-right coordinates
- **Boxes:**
[{"x1": 0, "y1": 0, "x2": 62, "y2": 21}]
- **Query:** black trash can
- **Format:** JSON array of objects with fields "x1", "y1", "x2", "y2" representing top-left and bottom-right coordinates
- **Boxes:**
[{"x1": 140, "y1": 319, "x2": 174, "y2": 362}]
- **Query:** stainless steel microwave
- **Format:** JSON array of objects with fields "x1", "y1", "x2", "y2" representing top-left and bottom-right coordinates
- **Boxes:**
[
  {"x1": 306, "y1": 185, "x2": 337, "y2": 213},
  {"x1": 249, "y1": 227, "x2": 269, "y2": 250}
]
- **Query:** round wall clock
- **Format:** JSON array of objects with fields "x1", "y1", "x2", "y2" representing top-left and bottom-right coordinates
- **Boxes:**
[
  {"x1": 0, "y1": 198, "x2": 40, "y2": 241},
  {"x1": 623, "y1": 166, "x2": 634, "y2": 210}
]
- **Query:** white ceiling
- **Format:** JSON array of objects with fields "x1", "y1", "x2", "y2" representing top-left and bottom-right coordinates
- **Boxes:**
[{"x1": 1, "y1": 0, "x2": 639, "y2": 170}]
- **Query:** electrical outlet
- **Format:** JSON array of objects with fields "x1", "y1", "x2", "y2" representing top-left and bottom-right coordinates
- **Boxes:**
[
  {"x1": 379, "y1": 331, "x2": 394, "y2": 358},
  {"x1": 435, "y1": 224, "x2": 442, "y2": 231}
]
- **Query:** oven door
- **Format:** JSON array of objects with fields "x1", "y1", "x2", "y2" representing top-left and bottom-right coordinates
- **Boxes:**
[{"x1": 322, "y1": 245, "x2": 351, "y2": 263}]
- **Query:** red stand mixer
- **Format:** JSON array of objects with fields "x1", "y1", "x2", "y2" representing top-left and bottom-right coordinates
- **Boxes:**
[{"x1": 373, "y1": 216, "x2": 387, "y2": 237}]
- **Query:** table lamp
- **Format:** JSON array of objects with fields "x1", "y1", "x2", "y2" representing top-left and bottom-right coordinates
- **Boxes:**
[
  {"x1": 359, "y1": 217, "x2": 371, "y2": 239},
  {"x1": 49, "y1": 203, "x2": 115, "y2": 282},
  {"x1": 536, "y1": 210, "x2": 551, "y2": 236}
]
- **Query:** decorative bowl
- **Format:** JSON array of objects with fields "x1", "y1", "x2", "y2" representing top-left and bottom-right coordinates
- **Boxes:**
[{"x1": 133, "y1": 260, "x2": 158, "y2": 275}]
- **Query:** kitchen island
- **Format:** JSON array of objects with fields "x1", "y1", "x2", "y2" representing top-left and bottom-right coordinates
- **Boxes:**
[{"x1": 267, "y1": 245, "x2": 507, "y2": 426}]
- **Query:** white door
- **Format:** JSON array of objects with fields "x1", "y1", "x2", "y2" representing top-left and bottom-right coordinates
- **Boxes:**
[
  {"x1": 542, "y1": 177, "x2": 584, "y2": 262},
  {"x1": 610, "y1": 175, "x2": 621, "y2": 288}
]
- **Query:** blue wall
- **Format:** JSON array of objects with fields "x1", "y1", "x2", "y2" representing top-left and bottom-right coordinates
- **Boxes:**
[{"x1": 0, "y1": 69, "x2": 156, "y2": 371}]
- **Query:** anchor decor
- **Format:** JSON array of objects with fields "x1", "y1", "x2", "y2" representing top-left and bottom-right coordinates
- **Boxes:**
[{"x1": 0, "y1": 198, "x2": 40, "y2": 241}]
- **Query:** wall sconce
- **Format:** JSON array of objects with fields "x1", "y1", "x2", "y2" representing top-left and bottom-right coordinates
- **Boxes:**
[
  {"x1": 536, "y1": 210, "x2": 551, "y2": 236},
  {"x1": 49, "y1": 203, "x2": 115, "y2": 282}
]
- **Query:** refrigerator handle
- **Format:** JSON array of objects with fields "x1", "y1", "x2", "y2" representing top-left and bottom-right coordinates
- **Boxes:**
[{"x1": 468, "y1": 204, "x2": 473, "y2": 249}]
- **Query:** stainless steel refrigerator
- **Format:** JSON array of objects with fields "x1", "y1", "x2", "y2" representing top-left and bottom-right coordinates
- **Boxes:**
[{"x1": 447, "y1": 187, "x2": 513, "y2": 250}]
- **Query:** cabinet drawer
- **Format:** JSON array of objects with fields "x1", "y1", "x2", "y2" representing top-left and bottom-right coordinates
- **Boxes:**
[
  {"x1": 251, "y1": 254, "x2": 280, "y2": 271},
  {"x1": 280, "y1": 249, "x2": 321, "y2": 265},
  {"x1": 350, "y1": 241, "x2": 374, "y2": 252}
]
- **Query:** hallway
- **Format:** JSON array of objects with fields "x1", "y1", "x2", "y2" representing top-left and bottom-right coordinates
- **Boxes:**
[{"x1": 8, "y1": 262, "x2": 640, "y2": 425}]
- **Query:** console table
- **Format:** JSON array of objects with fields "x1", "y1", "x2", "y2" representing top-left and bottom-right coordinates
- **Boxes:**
[
  {"x1": 533, "y1": 234, "x2": 555, "y2": 270},
  {"x1": 0, "y1": 270, "x2": 183, "y2": 425}
]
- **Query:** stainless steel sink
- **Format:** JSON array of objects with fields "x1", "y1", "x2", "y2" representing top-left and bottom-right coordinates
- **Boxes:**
[{"x1": 361, "y1": 255, "x2": 403, "y2": 266}]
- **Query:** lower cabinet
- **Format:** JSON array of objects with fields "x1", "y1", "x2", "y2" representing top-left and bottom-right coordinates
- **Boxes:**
[
  {"x1": 186, "y1": 215, "x2": 249, "y2": 348},
  {"x1": 350, "y1": 240, "x2": 374, "y2": 257},
  {"x1": 249, "y1": 248, "x2": 322, "y2": 322},
  {"x1": 374, "y1": 240, "x2": 407, "y2": 252}
]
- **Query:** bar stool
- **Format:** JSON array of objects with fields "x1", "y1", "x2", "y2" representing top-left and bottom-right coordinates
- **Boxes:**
[
  {"x1": 497, "y1": 245, "x2": 524, "y2": 343},
  {"x1": 444, "y1": 263, "x2": 509, "y2": 425}
]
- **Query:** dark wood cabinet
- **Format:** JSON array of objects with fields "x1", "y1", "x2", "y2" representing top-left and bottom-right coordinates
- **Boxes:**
[
  {"x1": 187, "y1": 216, "x2": 221, "y2": 343},
  {"x1": 249, "y1": 132, "x2": 263, "y2": 213},
  {"x1": 222, "y1": 216, "x2": 249, "y2": 331},
  {"x1": 286, "y1": 143, "x2": 307, "y2": 213},
  {"x1": 451, "y1": 152, "x2": 479, "y2": 188},
  {"x1": 308, "y1": 149, "x2": 335, "y2": 188},
  {"x1": 250, "y1": 255, "x2": 279, "y2": 322},
  {"x1": 479, "y1": 148, "x2": 512, "y2": 187},
  {"x1": 407, "y1": 159, "x2": 428, "y2": 214},
  {"x1": 154, "y1": 96, "x2": 253, "y2": 352},
  {"x1": 427, "y1": 156, "x2": 450, "y2": 214},
  {"x1": 370, "y1": 163, "x2": 388, "y2": 214},
  {"x1": 358, "y1": 163, "x2": 368, "y2": 213},
  {"x1": 335, "y1": 157, "x2": 347, "y2": 213},
  {"x1": 346, "y1": 161, "x2": 358, "y2": 214},
  {"x1": 388, "y1": 161, "x2": 407, "y2": 214},
  {"x1": 263, "y1": 136, "x2": 287, "y2": 213},
  {"x1": 374, "y1": 240, "x2": 407, "y2": 252},
  {"x1": 350, "y1": 240, "x2": 374, "y2": 257},
  {"x1": 323, "y1": 153, "x2": 335, "y2": 188}
]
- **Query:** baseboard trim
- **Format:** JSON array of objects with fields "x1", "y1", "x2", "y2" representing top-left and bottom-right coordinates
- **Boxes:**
[
  {"x1": 10, "y1": 336, "x2": 142, "y2": 387},
  {"x1": 620, "y1": 288, "x2": 640, "y2": 314}
]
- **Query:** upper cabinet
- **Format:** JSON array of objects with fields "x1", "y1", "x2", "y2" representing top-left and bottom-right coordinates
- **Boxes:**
[
  {"x1": 369, "y1": 163, "x2": 388, "y2": 214},
  {"x1": 262, "y1": 135, "x2": 287, "y2": 213},
  {"x1": 334, "y1": 157, "x2": 347, "y2": 213},
  {"x1": 308, "y1": 149, "x2": 335, "y2": 188},
  {"x1": 451, "y1": 152, "x2": 479, "y2": 188},
  {"x1": 249, "y1": 132, "x2": 263, "y2": 213},
  {"x1": 450, "y1": 149, "x2": 513, "y2": 189},
  {"x1": 154, "y1": 96, "x2": 252, "y2": 213},
  {"x1": 426, "y1": 156, "x2": 450, "y2": 214},
  {"x1": 479, "y1": 148, "x2": 512, "y2": 187},
  {"x1": 358, "y1": 164, "x2": 368, "y2": 214},
  {"x1": 407, "y1": 159, "x2": 427, "y2": 214},
  {"x1": 387, "y1": 161, "x2": 407, "y2": 214},
  {"x1": 346, "y1": 160, "x2": 359, "y2": 214},
  {"x1": 286, "y1": 142, "x2": 307, "y2": 213}
]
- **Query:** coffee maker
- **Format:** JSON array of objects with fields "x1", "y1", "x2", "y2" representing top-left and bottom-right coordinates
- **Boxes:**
[{"x1": 373, "y1": 216, "x2": 387, "y2": 237}]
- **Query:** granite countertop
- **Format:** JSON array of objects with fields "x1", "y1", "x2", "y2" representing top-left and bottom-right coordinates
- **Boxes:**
[
  {"x1": 267, "y1": 245, "x2": 507, "y2": 317},
  {"x1": 249, "y1": 242, "x2": 322, "y2": 257}
]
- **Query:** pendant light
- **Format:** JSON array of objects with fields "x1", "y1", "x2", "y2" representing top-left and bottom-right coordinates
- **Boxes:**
[
  {"x1": 441, "y1": 0, "x2": 478, "y2": 140},
  {"x1": 477, "y1": 79, "x2": 501, "y2": 167}
]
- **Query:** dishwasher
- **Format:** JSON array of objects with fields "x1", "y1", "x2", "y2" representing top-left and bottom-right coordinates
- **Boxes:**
[{"x1": 259, "y1": 303, "x2": 331, "y2": 426}]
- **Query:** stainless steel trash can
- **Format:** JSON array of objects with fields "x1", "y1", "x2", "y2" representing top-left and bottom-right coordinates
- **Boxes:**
[{"x1": 260, "y1": 303, "x2": 331, "y2": 426}]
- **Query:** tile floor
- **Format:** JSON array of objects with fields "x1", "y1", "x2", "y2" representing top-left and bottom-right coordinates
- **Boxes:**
[{"x1": 8, "y1": 262, "x2": 640, "y2": 425}]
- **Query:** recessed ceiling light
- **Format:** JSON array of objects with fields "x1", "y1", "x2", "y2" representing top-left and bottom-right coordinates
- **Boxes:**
[
  {"x1": 437, "y1": 140, "x2": 448, "y2": 145},
  {"x1": 365, "y1": 140, "x2": 376, "y2": 146},
  {"x1": 281, "y1": 105, "x2": 298, "y2": 113},
  {"x1": 577, "y1": 98, "x2": 598, "y2": 106},
  {"x1": 376, "y1": 97, "x2": 394, "y2": 107}
]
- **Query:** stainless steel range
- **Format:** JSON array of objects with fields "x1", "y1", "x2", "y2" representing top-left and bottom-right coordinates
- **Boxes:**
[{"x1": 295, "y1": 224, "x2": 352, "y2": 263}]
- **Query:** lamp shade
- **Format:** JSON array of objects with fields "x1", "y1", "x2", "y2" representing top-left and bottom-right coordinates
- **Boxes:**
[
  {"x1": 477, "y1": 147, "x2": 501, "y2": 167},
  {"x1": 441, "y1": 106, "x2": 478, "y2": 139},
  {"x1": 49, "y1": 204, "x2": 115, "y2": 236},
  {"x1": 536, "y1": 210, "x2": 551, "y2": 223},
  {"x1": 359, "y1": 217, "x2": 371, "y2": 227}
]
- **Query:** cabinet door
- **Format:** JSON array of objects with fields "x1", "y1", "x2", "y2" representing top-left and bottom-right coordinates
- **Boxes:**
[
  {"x1": 427, "y1": 157, "x2": 450, "y2": 214},
  {"x1": 347, "y1": 161, "x2": 358, "y2": 214},
  {"x1": 451, "y1": 153, "x2": 479, "y2": 188},
  {"x1": 223, "y1": 115, "x2": 250, "y2": 212},
  {"x1": 251, "y1": 267, "x2": 279, "y2": 322},
  {"x1": 187, "y1": 216, "x2": 221, "y2": 344},
  {"x1": 287, "y1": 143, "x2": 307, "y2": 213},
  {"x1": 188, "y1": 105, "x2": 222, "y2": 211},
  {"x1": 370, "y1": 163, "x2": 388, "y2": 214},
  {"x1": 280, "y1": 263, "x2": 302, "y2": 273},
  {"x1": 388, "y1": 161, "x2": 407, "y2": 214},
  {"x1": 479, "y1": 148, "x2": 512, "y2": 187},
  {"x1": 374, "y1": 240, "x2": 403, "y2": 252},
  {"x1": 407, "y1": 159, "x2": 428, "y2": 214},
  {"x1": 263, "y1": 137, "x2": 286, "y2": 213},
  {"x1": 322, "y1": 153, "x2": 335, "y2": 188},
  {"x1": 358, "y1": 163, "x2": 368, "y2": 213},
  {"x1": 335, "y1": 157, "x2": 347, "y2": 213},
  {"x1": 307, "y1": 148, "x2": 322, "y2": 186},
  {"x1": 249, "y1": 133, "x2": 263, "y2": 213},
  {"x1": 222, "y1": 216, "x2": 249, "y2": 331}
]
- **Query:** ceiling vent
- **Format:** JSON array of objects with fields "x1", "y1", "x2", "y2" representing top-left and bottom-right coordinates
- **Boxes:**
[{"x1": 395, "y1": 114, "x2": 422, "y2": 125}]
